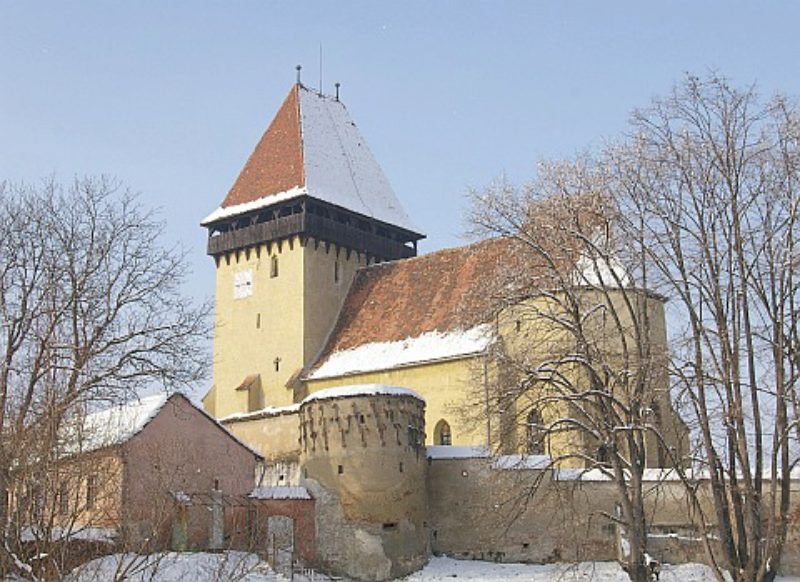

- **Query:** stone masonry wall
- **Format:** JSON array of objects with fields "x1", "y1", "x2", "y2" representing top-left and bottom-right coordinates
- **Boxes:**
[{"x1": 427, "y1": 456, "x2": 800, "y2": 575}]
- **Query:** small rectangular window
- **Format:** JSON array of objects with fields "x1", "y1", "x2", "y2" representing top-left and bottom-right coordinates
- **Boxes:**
[
  {"x1": 270, "y1": 256, "x2": 279, "y2": 278},
  {"x1": 337, "y1": 465, "x2": 344, "y2": 475},
  {"x1": 59, "y1": 481, "x2": 69, "y2": 515},
  {"x1": 86, "y1": 475, "x2": 97, "y2": 510},
  {"x1": 256, "y1": 313, "x2": 261, "y2": 329},
  {"x1": 334, "y1": 260, "x2": 340, "y2": 283},
  {"x1": 399, "y1": 462, "x2": 404, "y2": 473}
]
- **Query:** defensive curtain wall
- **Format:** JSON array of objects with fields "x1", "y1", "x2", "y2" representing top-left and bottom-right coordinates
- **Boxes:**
[{"x1": 220, "y1": 384, "x2": 800, "y2": 581}]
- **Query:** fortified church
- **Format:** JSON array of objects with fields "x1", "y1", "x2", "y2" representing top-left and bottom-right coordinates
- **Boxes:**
[{"x1": 195, "y1": 82, "x2": 693, "y2": 579}]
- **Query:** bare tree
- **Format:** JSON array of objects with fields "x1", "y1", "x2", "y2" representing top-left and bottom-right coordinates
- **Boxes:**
[
  {"x1": 468, "y1": 73, "x2": 800, "y2": 582},
  {"x1": 0, "y1": 177, "x2": 210, "y2": 578},
  {"x1": 467, "y1": 163, "x2": 687, "y2": 582},
  {"x1": 607, "y1": 74, "x2": 800, "y2": 582}
]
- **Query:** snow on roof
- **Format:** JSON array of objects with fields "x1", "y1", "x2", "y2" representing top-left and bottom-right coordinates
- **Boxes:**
[
  {"x1": 572, "y1": 231, "x2": 631, "y2": 288},
  {"x1": 69, "y1": 393, "x2": 263, "y2": 459},
  {"x1": 306, "y1": 238, "x2": 536, "y2": 378},
  {"x1": 201, "y1": 185, "x2": 307, "y2": 225},
  {"x1": 202, "y1": 85, "x2": 419, "y2": 234},
  {"x1": 302, "y1": 384, "x2": 424, "y2": 404},
  {"x1": 426, "y1": 445, "x2": 490, "y2": 460},
  {"x1": 218, "y1": 403, "x2": 301, "y2": 424},
  {"x1": 553, "y1": 467, "x2": 615, "y2": 481},
  {"x1": 74, "y1": 393, "x2": 170, "y2": 453},
  {"x1": 21, "y1": 526, "x2": 117, "y2": 544},
  {"x1": 307, "y1": 324, "x2": 492, "y2": 380},
  {"x1": 298, "y1": 86, "x2": 417, "y2": 233},
  {"x1": 492, "y1": 454, "x2": 552, "y2": 470},
  {"x1": 249, "y1": 486, "x2": 311, "y2": 500}
]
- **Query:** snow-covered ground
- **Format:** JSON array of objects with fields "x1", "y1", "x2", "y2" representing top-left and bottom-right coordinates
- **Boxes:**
[
  {"x1": 61, "y1": 553, "x2": 800, "y2": 581},
  {"x1": 65, "y1": 551, "x2": 278, "y2": 582},
  {"x1": 403, "y1": 558, "x2": 800, "y2": 581}
]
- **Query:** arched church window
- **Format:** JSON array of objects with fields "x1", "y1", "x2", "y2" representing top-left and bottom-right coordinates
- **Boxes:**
[
  {"x1": 434, "y1": 420, "x2": 452, "y2": 446},
  {"x1": 526, "y1": 409, "x2": 545, "y2": 455}
]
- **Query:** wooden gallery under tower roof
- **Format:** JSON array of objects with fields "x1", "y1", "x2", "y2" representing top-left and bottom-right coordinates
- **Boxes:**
[{"x1": 201, "y1": 83, "x2": 425, "y2": 418}]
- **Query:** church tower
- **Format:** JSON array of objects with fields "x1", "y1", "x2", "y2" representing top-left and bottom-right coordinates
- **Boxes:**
[{"x1": 201, "y1": 84, "x2": 424, "y2": 418}]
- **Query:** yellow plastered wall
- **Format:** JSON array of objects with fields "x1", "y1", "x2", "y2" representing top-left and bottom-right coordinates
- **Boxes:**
[
  {"x1": 301, "y1": 242, "x2": 369, "y2": 400},
  {"x1": 305, "y1": 357, "x2": 490, "y2": 446},
  {"x1": 211, "y1": 239, "x2": 304, "y2": 416},
  {"x1": 208, "y1": 237, "x2": 367, "y2": 418},
  {"x1": 496, "y1": 289, "x2": 687, "y2": 467},
  {"x1": 222, "y1": 412, "x2": 302, "y2": 462}
]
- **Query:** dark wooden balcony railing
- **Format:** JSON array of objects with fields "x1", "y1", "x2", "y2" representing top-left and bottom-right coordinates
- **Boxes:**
[{"x1": 207, "y1": 211, "x2": 416, "y2": 261}]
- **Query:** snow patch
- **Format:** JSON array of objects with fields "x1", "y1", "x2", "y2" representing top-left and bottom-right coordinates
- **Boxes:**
[
  {"x1": 303, "y1": 384, "x2": 424, "y2": 404},
  {"x1": 249, "y1": 486, "x2": 311, "y2": 500},
  {"x1": 573, "y1": 232, "x2": 631, "y2": 288},
  {"x1": 21, "y1": 526, "x2": 117, "y2": 544},
  {"x1": 67, "y1": 393, "x2": 169, "y2": 454},
  {"x1": 299, "y1": 88, "x2": 418, "y2": 233},
  {"x1": 219, "y1": 403, "x2": 301, "y2": 423},
  {"x1": 427, "y1": 445, "x2": 490, "y2": 460},
  {"x1": 401, "y1": 556, "x2": 736, "y2": 581},
  {"x1": 554, "y1": 467, "x2": 615, "y2": 481},
  {"x1": 309, "y1": 324, "x2": 493, "y2": 380},
  {"x1": 492, "y1": 454, "x2": 551, "y2": 470},
  {"x1": 200, "y1": 186, "x2": 307, "y2": 225},
  {"x1": 67, "y1": 551, "x2": 276, "y2": 582}
]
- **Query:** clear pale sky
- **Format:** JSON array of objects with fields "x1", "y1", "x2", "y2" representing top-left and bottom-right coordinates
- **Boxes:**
[{"x1": 2, "y1": 2, "x2": 800, "y2": 303}]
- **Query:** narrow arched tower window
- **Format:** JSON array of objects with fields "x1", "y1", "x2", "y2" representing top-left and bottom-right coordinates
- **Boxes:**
[
  {"x1": 526, "y1": 409, "x2": 545, "y2": 455},
  {"x1": 434, "y1": 419, "x2": 452, "y2": 446}
]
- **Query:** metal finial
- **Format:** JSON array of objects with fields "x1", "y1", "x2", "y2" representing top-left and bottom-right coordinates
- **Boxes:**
[
  {"x1": 335, "y1": 82, "x2": 341, "y2": 101},
  {"x1": 295, "y1": 65, "x2": 302, "y2": 85}
]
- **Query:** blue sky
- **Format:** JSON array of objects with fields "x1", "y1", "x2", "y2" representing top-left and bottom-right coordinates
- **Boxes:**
[{"x1": 2, "y1": 2, "x2": 800, "y2": 303}]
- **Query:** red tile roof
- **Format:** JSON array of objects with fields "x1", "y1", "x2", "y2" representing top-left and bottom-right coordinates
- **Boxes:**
[
  {"x1": 309, "y1": 191, "x2": 613, "y2": 374},
  {"x1": 222, "y1": 85, "x2": 304, "y2": 209},
  {"x1": 310, "y1": 238, "x2": 523, "y2": 365},
  {"x1": 207, "y1": 84, "x2": 419, "y2": 233}
]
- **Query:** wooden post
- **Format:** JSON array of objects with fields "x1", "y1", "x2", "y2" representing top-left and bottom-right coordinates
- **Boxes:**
[{"x1": 209, "y1": 489, "x2": 224, "y2": 550}]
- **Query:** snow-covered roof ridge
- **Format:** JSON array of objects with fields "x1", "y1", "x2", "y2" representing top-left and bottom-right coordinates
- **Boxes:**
[
  {"x1": 74, "y1": 392, "x2": 170, "y2": 454},
  {"x1": 250, "y1": 486, "x2": 312, "y2": 500},
  {"x1": 70, "y1": 392, "x2": 263, "y2": 460},
  {"x1": 201, "y1": 186, "x2": 307, "y2": 225},
  {"x1": 307, "y1": 324, "x2": 493, "y2": 380},
  {"x1": 427, "y1": 445, "x2": 491, "y2": 460},
  {"x1": 302, "y1": 384, "x2": 425, "y2": 404},
  {"x1": 218, "y1": 403, "x2": 301, "y2": 423}
]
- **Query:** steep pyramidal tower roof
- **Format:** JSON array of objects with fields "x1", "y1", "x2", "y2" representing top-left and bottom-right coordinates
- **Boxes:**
[{"x1": 202, "y1": 84, "x2": 419, "y2": 234}]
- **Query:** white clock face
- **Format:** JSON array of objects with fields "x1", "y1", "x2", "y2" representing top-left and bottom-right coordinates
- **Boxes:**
[{"x1": 233, "y1": 269, "x2": 253, "y2": 299}]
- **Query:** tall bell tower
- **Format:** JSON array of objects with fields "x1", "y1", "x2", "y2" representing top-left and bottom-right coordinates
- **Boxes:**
[{"x1": 201, "y1": 83, "x2": 424, "y2": 418}]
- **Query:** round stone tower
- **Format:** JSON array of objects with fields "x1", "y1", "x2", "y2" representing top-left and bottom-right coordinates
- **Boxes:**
[{"x1": 299, "y1": 384, "x2": 428, "y2": 580}]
